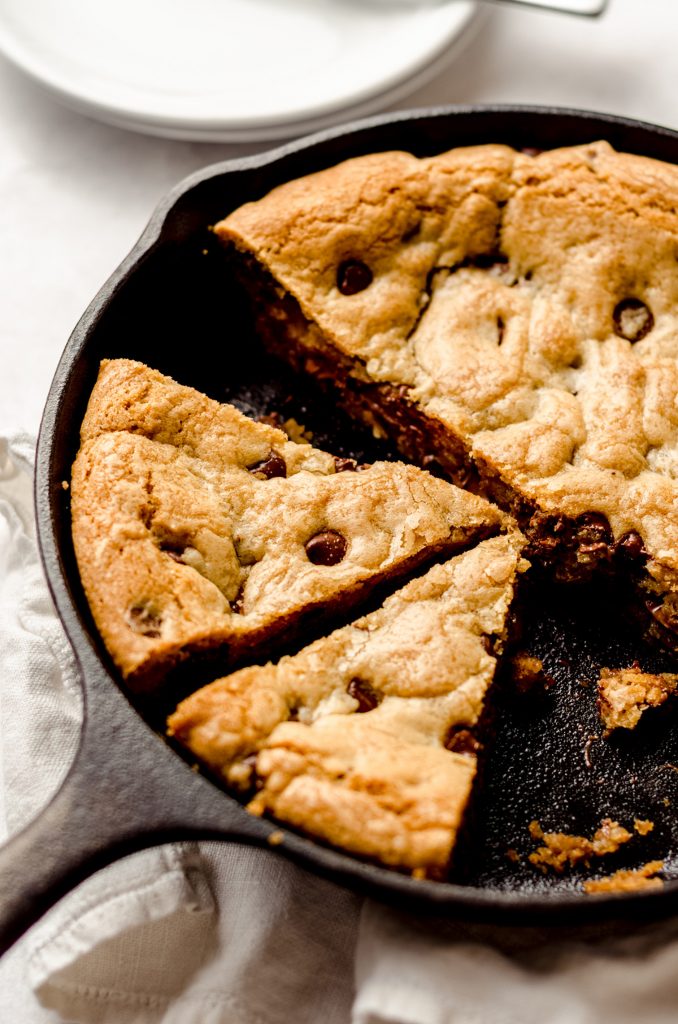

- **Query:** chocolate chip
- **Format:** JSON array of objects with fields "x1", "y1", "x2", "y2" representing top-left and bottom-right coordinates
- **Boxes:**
[
  {"x1": 577, "y1": 511, "x2": 613, "y2": 545},
  {"x1": 126, "y1": 603, "x2": 163, "y2": 638},
  {"x1": 334, "y1": 456, "x2": 358, "y2": 473},
  {"x1": 521, "y1": 146, "x2": 543, "y2": 157},
  {"x1": 230, "y1": 585, "x2": 245, "y2": 614},
  {"x1": 305, "y1": 530, "x2": 347, "y2": 566},
  {"x1": 444, "y1": 727, "x2": 481, "y2": 756},
  {"x1": 615, "y1": 530, "x2": 646, "y2": 562},
  {"x1": 247, "y1": 450, "x2": 287, "y2": 480},
  {"x1": 575, "y1": 512, "x2": 613, "y2": 565},
  {"x1": 613, "y1": 299, "x2": 654, "y2": 342},
  {"x1": 347, "y1": 678, "x2": 381, "y2": 712},
  {"x1": 337, "y1": 259, "x2": 373, "y2": 296},
  {"x1": 497, "y1": 316, "x2": 505, "y2": 346}
]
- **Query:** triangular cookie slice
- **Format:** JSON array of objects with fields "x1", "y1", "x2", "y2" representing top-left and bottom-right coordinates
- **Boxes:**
[
  {"x1": 217, "y1": 141, "x2": 678, "y2": 648},
  {"x1": 71, "y1": 359, "x2": 511, "y2": 689},
  {"x1": 168, "y1": 533, "x2": 527, "y2": 878}
]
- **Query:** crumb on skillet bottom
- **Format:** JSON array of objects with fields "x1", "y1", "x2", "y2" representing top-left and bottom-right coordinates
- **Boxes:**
[
  {"x1": 583, "y1": 861, "x2": 664, "y2": 894},
  {"x1": 598, "y1": 665, "x2": 678, "y2": 733}
]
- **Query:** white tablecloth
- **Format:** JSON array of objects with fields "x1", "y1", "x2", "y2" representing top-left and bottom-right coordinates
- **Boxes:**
[{"x1": 3, "y1": 1, "x2": 678, "y2": 1020}]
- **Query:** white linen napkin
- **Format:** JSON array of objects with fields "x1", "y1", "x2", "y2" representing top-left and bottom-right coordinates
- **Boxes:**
[
  {"x1": 3, "y1": 433, "x2": 678, "y2": 1024},
  {"x1": 353, "y1": 903, "x2": 678, "y2": 1024},
  {"x1": 0, "y1": 434, "x2": 358, "y2": 1024}
]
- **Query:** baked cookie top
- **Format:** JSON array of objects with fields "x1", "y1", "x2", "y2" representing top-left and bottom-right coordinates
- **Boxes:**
[
  {"x1": 71, "y1": 359, "x2": 511, "y2": 686},
  {"x1": 217, "y1": 142, "x2": 678, "y2": 587},
  {"x1": 168, "y1": 533, "x2": 527, "y2": 876}
]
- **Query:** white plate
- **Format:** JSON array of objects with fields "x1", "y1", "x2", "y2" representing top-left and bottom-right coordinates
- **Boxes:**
[{"x1": 0, "y1": 0, "x2": 478, "y2": 141}]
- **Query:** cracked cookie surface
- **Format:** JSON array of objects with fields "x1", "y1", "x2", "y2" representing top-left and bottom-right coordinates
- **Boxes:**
[
  {"x1": 217, "y1": 141, "x2": 678, "y2": 633},
  {"x1": 71, "y1": 359, "x2": 511, "y2": 687},
  {"x1": 168, "y1": 533, "x2": 527, "y2": 876}
]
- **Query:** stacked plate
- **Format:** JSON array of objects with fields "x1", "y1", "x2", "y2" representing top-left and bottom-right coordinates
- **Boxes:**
[{"x1": 0, "y1": 0, "x2": 479, "y2": 142}]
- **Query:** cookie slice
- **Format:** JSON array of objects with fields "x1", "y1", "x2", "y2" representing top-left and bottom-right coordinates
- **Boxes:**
[
  {"x1": 71, "y1": 359, "x2": 511, "y2": 689},
  {"x1": 216, "y1": 141, "x2": 678, "y2": 649},
  {"x1": 168, "y1": 533, "x2": 527, "y2": 878}
]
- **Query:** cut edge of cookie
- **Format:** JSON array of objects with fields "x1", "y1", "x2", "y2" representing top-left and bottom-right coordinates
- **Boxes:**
[
  {"x1": 168, "y1": 532, "x2": 528, "y2": 878},
  {"x1": 71, "y1": 359, "x2": 517, "y2": 691}
]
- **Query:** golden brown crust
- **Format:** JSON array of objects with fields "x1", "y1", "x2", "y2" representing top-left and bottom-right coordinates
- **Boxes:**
[
  {"x1": 168, "y1": 534, "x2": 527, "y2": 875},
  {"x1": 217, "y1": 141, "x2": 678, "y2": 600},
  {"x1": 71, "y1": 360, "x2": 511, "y2": 686}
]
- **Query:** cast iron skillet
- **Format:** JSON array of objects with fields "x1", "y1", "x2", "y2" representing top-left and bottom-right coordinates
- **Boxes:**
[{"x1": 2, "y1": 105, "x2": 678, "y2": 955}]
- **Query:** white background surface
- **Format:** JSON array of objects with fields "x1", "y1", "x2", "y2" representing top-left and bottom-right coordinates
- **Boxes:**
[
  {"x1": 0, "y1": 0, "x2": 477, "y2": 137},
  {"x1": 2, "y1": 0, "x2": 678, "y2": 1020},
  {"x1": 2, "y1": 0, "x2": 677, "y2": 437}
]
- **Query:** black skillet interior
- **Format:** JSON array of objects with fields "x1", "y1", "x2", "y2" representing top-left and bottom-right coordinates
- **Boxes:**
[{"x1": 35, "y1": 106, "x2": 678, "y2": 928}]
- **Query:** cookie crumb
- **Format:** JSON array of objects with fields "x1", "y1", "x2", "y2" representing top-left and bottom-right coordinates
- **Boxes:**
[
  {"x1": 528, "y1": 818, "x2": 633, "y2": 873},
  {"x1": 584, "y1": 861, "x2": 664, "y2": 894},
  {"x1": 598, "y1": 665, "x2": 678, "y2": 732},
  {"x1": 267, "y1": 830, "x2": 285, "y2": 847},
  {"x1": 511, "y1": 653, "x2": 554, "y2": 696}
]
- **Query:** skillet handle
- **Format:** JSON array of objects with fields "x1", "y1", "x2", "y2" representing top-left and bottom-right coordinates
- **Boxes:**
[{"x1": 0, "y1": 655, "x2": 269, "y2": 956}]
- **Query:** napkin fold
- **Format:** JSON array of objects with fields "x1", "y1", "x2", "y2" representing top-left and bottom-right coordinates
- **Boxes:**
[
  {"x1": 2, "y1": 433, "x2": 678, "y2": 1024},
  {"x1": 353, "y1": 903, "x2": 678, "y2": 1024}
]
